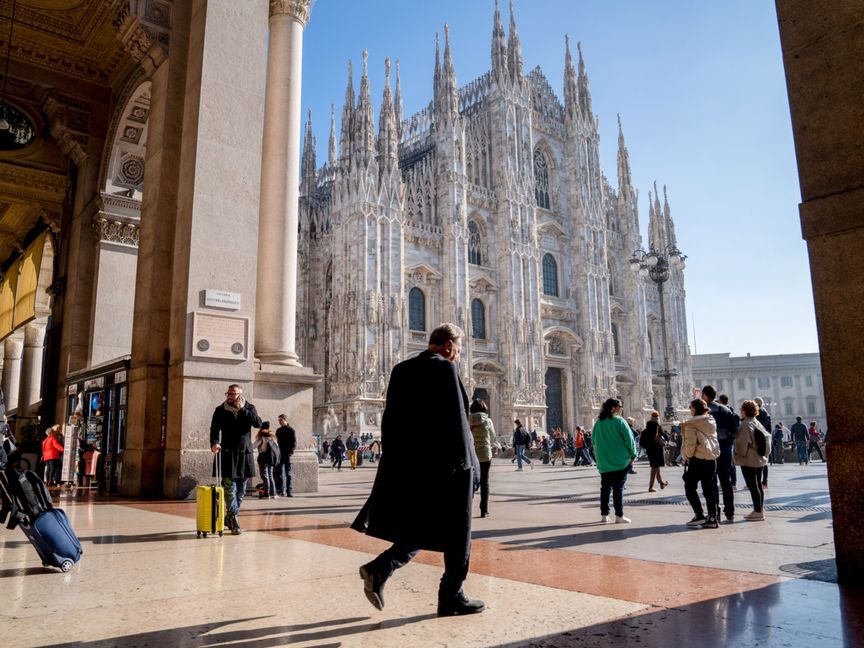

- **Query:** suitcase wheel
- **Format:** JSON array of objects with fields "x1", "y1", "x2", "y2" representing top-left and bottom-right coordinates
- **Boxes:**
[
  {"x1": 196, "y1": 531, "x2": 201, "y2": 539},
  {"x1": 218, "y1": 531, "x2": 223, "y2": 537},
  {"x1": 203, "y1": 532, "x2": 208, "y2": 538},
  {"x1": 60, "y1": 560, "x2": 73, "y2": 573}
]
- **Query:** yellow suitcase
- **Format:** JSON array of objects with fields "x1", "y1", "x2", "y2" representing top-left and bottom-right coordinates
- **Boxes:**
[{"x1": 196, "y1": 454, "x2": 225, "y2": 537}]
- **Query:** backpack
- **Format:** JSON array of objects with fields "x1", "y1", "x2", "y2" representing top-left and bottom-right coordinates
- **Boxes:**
[
  {"x1": 0, "y1": 467, "x2": 54, "y2": 530},
  {"x1": 752, "y1": 423, "x2": 771, "y2": 458}
]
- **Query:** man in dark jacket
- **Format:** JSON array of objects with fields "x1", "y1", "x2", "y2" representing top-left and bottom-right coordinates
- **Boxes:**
[
  {"x1": 351, "y1": 323, "x2": 484, "y2": 617},
  {"x1": 753, "y1": 397, "x2": 772, "y2": 486},
  {"x1": 275, "y1": 414, "x2": 296, "y2": 496},
  {"x1": 210, "y1": 384, "x2": 262, "y2": 534},
  {"x1": 702, "y1": 385, "x2": 737, "y2": 523}
]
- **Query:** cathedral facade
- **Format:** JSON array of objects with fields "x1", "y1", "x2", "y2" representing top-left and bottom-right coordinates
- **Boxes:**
[{"x1": 297, "y1": 3, "x2": 692, "y2": 440}]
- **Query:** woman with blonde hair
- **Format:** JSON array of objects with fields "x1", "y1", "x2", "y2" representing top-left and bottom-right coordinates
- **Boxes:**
[
  {"x1": 41, "y1": 424, "x2": 64, "y2": 487},
  {"x1": 681, "y1": 399, "x2": 721, "y2": 528}
]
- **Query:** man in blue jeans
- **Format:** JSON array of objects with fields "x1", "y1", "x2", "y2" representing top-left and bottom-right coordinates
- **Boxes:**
[
  {"x1": 275, "y1": 414, "x2": 296, "y2": 496},
  {"x1": 210, "y1": 384, "x2": 262, "y2": 535},
  {"x1": 512, "y1": 419, "x2": 532, "y2": 471},
  {"x1": 790, "y1": 416, "x2": 809, "y2": 464},
  {"x1": 702, "y1": 385, "x2": 737, "y2": 523}
]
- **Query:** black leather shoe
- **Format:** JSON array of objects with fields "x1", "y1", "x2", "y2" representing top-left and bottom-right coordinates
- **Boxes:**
[
  {"x1": 359, "y1": 564, "x2": 386, "y2": 610},
  {"x1": 437, "y1": 592, "x2": 486, "y2": 617},
  {"x1": 480, "y1": 511, "x2": 490, "y2": 518}
]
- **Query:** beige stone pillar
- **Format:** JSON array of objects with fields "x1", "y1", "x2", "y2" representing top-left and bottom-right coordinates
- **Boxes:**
[
  {"x1": 254, "y1": 0, "x2": 312, "y2": 367},
  {"x1": 17, "y1": 319, "x2": 47, "y2": 419},
  {"x1": 2, "y1": 332, "x2": 24, "y2": 413},
  {"x1": 776, "y1": 0, "x2": 864, "y2": 584}
]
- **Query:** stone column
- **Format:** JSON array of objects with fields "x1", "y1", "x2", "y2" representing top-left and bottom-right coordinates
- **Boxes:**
[
  {"x1": 1, "y1": 332, "x2": 24, "y2": 413},
  {"x1": 255, "y1": 0, "x2": 312, "y2": 366},
  {"x1": 17, "y1": 319, "x2": 47, "y2": 419},
  {"x1": 775, "y1": 0, "x2": 864, "y2": 584}
]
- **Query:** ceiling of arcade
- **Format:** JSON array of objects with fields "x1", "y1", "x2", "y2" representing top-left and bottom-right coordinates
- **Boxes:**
[{"x1": 0, "y1": 0, "x2": 167, "y2": 274}]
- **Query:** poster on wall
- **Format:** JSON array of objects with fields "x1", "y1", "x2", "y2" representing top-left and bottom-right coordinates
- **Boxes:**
[{"x1": 60, "y1": 425, "x2": 78, "y2": 483}]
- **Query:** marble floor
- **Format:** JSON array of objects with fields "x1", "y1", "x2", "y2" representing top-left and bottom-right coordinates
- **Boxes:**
[{"x1": 2, "y1": 459, "x2": 860, "y2": 647}]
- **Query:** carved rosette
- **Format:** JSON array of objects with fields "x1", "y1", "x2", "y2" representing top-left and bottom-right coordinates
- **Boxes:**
[
  {"x1": 269, "y1": 0, "x2": 312, "y2": 25},
  {"x1": 93, "y1": 217, "x2": 140, "y2": 248}
]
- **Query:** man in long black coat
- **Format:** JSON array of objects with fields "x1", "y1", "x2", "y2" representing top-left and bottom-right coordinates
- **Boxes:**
[
  {"x1": 210, "y1": 383, "x2": 261, "y2": 534},
  {"x1": 351, "y1": 323, "x2": 484, "y2": 617}
]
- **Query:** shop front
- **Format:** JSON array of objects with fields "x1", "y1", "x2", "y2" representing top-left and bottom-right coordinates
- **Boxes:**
[{"x1": 64, "y1": 357, "x2": 130, "y2": 493}]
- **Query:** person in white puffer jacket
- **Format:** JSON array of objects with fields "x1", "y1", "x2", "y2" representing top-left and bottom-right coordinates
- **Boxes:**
[
  {"x1": 681, "y1": 398, "x2": 721, "y2": 529},
  {"x1": 734, "y1": 400, "x2": 770, "y2": 521}
]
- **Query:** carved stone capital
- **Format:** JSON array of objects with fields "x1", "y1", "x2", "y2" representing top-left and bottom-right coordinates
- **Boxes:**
[
  {"x1": 269, "y1": 0, "x2": 312, "y2": 25},
  {"x1": 93, "y1": 216, "x2": 140, "y2": 248}
]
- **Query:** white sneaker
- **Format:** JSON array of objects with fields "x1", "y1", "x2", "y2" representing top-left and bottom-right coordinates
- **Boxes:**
[
  {"x1": 515, "y1": 467, "x2": 523, "y2": 471},
  {"x1": 601, "y1": 515, "x2": 611, "y2": 523},
  {"x1": 744, "y1": 511, "x2": 765, "y2": 521},
  {"x1": 615, "y1": 516, "x2": 632, "y2": 524}
]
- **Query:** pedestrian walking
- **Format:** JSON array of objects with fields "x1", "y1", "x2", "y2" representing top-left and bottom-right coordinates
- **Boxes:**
[
  {"x1": 352, "y1": 323, "x2": 484, "y2": 617},
  {"x1": 512, "y1": 419, "x2": 533, "y2": 471},
  {"x1": 346, "y1": 432, "x2": 360, "y2": 469},
  {"x1": 807, "y1": 421, "x2": 825, "y2": 462},
  {"x1": 592, "y1": 398, "x2": 637, "y2": 524},
  {"x1": 772, "y1": 424, "x2": 786, "y2": 464},
  {"x1": 469, "y1": 398, "x2": 496, "y2": 518},
  {"x1": 275, "y1": 414, "x2": 296, "y2": 496},
  {"x1": 210, "y1": 384, "x2": 262, "y2": 535},
  {"x1": 640, "y1": 411, "x2": 669, "y2": 492},
  {"x1": 790, "y1": 416, "x2": 809, "y2": 464},
  {"x1": 331, "y1": 435, "x2": 345, "y2": 470},
  {"x1": 734, "y1": 400, "x2": 770, "y2": 521},
  {"x1": 681, "y1": 398, "x2": 720, "y2": 529}
]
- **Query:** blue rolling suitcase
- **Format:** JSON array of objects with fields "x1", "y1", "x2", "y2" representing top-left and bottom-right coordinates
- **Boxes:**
[{"x1": 0, "y1": 467, "x2": 83, "y2": 572}]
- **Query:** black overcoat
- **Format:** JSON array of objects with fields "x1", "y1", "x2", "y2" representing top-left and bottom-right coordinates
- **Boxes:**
[
  {"x1": 351, "y1": 350, "x2": 477, "y2": 552},
  {"x1": 641, "y1": 420, "x2": 667, "y2": 468},
  {"x1": 210, "y1": 401, "x2": 262, "y2": 480}
]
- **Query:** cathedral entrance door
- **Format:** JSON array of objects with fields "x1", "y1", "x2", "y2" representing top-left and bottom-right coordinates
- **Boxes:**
[{"x1": 545, "y1": 368, "x2": 563, "y2": 432}]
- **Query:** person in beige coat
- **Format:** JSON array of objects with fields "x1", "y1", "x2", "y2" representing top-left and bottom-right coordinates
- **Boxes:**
[
  {"x1": 469, "y1": 399, "x2": 497, "y2": 518},
  {"x1": 734, "y1": 399, "x2": 770, "y2": 521},
  {"x1": 681, "y1": 398, "x2": 721, "y2": 528}
]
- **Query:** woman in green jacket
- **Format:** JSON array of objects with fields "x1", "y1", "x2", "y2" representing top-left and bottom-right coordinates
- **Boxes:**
[
  {"x1": 469, "y1": 399, "x2": 497, "y2": 518},
  {"x1": 592, "y1": 398, "x2": 637, "y2": 524}
]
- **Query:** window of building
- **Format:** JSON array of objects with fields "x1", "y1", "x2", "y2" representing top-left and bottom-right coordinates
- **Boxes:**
[
  {"x1": 807, "y1": 400, "x2": 816, "y2": 415},
  {"x1": 471, "y1": 298, "x2": 486, "y2": 340},
  {"x1": 408, "y1": 287, "x2": 426, "y2": 331},
  {"x1": 758, "y1": 377, "x2": 771, "y2": 389},
  {"x1": 738, "y1": 378, "x2": 745, "y2": 390},
  {"x1": 534, "y1": 150, "x2": 550, "y2": 209},
  {"x1": 785, "y1": 400, "x2": 794, "y2": 416},
  {"x1": 542, "y1": 253, "x2": 559, "y2": 297},
  {"x1": 781, "y1": 376, "x2": 794, "y2": 388},
  {"x1": 468, "y1": 221, "x2": 482, "y2": 265},
  {"x1": 805, "y1": 375, "x2": 813, "y2": 387},
  {"x1": 611, "y1": 323, "x2": 620, "y2": 358}
]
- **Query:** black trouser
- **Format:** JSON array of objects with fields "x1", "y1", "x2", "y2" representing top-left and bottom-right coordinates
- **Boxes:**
[
  {"x1": 713, "y1": 440, "x2": 735, "y2": 519},
  {"x1": 366, "y1": 538, "x2": 470, "y2": 600},
  {"x1": 808, "y1": 441, "x2": 825, "y2": 462},
  {"x1": 478, "y1": 461, "x2": 491, "y2": 514},
  {"x1": 741, "y1": 465, "x2": 764, "y2": 512},
  {"x1": 762, "y1": 464, "x2": 769, "y2": 483},
  {"x1": 684, "y1": 457, "x2": 717, "y2": 519},
  {"x1": 600, "y1": 467, "x2": 630, "y2": 518}
]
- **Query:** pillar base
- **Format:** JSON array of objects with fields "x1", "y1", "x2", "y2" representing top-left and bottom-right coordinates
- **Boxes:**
[
  {"x1": 827, "y1": 442, "x2": 864, "y2": 585},
  {"x1": 256, "y1": 351, "x2": 302, "y2": 367}
]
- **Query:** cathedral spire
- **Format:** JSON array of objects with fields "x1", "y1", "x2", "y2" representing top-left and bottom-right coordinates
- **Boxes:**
[
  {"x1": 663, "y1": 185, "x2": 678, "y2": 249},
  {"x1": 328, "y1": 104, "x2": 337, "y2": 166},
  {"x1": 616, "y1": 114, "x2": 632, "y2": 191},
  {"x1": 577, "y1": 42, "x2": 594, "y2": 119},
  {"x1": 354, "y1": 49, "x2": 376, "y2": 164},
  {"x1": 507, "y1": 0, "x2": 523, "y2": 83},
  {"x1": 301, "y1": 109, "x2": 316, "y2": 193},
  {"x1": 441, "y1": 24, "x2": 459, "y2": 119},
  {"x1": 648, "y1": 181, "x2": 667, "y2": 252},
  {"x1": 563, "y1": 35, "x2": 579, "y2": 122},
  {"x1": 378, "y1": 57, "x2": 399, "y2": 171},
  {"x1": 339, "y1": 59, "x2": 355, "y2": 161},
  {"x1": 394, "y1": 59, "x2": 404, "y2": 142},
  {"x1": 491, "y1": 0, "x2": 508, "y2": 84}
]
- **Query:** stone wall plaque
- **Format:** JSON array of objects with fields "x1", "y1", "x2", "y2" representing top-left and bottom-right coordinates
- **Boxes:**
[
  {"x1": 192, "y1": 312, "x2": 249, "y2": 360},
  {"x1": 204, "y1": 289, "x2": 241, "y2": 310}
]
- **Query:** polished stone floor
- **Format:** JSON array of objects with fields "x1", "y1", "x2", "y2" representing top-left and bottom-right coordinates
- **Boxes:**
[{"x1": 2, "y1": 458, "x2": 860, "y2": 647}]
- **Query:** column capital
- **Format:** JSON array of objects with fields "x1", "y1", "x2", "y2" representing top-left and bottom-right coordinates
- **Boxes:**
[{"x1": 269, "y1": 0, "x2": 312, "y2": 25}]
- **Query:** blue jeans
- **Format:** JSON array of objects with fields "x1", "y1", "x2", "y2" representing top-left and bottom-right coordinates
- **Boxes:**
[
  {"x1": 600, "y1": 467, "x2": 630, "y2": 518},
  {"x1": 796, "y1": 442, "x2": 809, "y2": 464},
  {"x1": 259, "y1": 463, "x2": 276, "y2": 497},
  {"x1": 274, "y1": 457, "x2": 292, "y2": 495},
  {"x1": 222, "y1": 477, "x2": 246, "y2": 516},
  {"x1": 515, "y1": 445, "x2": 531, "y2": 468}
]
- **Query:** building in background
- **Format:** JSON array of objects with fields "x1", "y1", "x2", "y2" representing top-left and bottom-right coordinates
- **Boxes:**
[
  {"x1": 691, "y1": 352, "x2": 825, "y2": 430},
  {"x1": 297, "y1": 4, "x2": 692, "y2": 439}
]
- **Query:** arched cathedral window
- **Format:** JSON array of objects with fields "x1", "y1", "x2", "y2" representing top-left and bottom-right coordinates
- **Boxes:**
[
  {"x1": 471, "y1": 299, "x2": 486, "y2": 340},
  {"x1": 534, "y1": 149, "x2": 550, "y2": 209},
  {"x1": 468, "y1": 221, "x2": 482, "y2": 265},
  {"x1": 409, "y1": 287, "x2": 426, "y2": 331},
  {"x1": 612, "y1": 322, "x2": 621, "y2": 358},
  {"x1": 542, "y1": 253, "x2": 559, "y2": 297}
]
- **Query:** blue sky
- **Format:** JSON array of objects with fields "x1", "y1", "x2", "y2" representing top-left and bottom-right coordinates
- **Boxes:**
[{"x1": 299, "y1": 1, "x2": 816, "y2": 357}]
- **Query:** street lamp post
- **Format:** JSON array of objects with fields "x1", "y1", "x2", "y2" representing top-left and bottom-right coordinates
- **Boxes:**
[{"x1": 629, "y1": 245, "x2": 687, "y2": 420}]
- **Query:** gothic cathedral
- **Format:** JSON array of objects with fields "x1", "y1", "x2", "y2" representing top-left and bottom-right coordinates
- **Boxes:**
[{"x1": 297, "y1": 2, "x2": 692, "y2": 439}]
